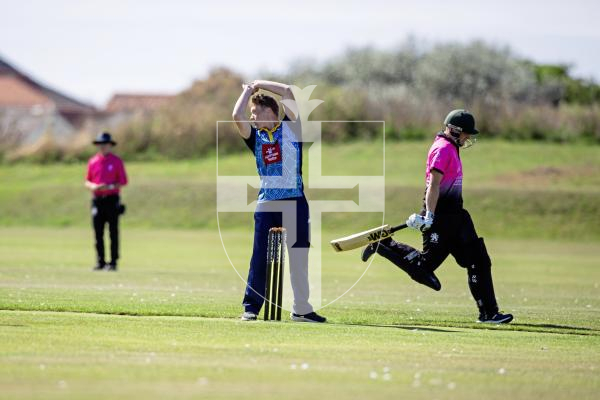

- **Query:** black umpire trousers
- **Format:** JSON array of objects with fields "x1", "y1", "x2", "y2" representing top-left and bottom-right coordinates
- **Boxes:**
[
  {"x1": 375, "y1": 209, "x2": 499, "y2": 316},
  {"x1": 91, "y1": 195, "x2": 121, "y2": 266}
]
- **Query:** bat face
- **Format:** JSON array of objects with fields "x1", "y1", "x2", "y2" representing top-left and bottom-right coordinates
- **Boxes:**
[
  {"x1": 330, "y1": 225, "x2": 392, "y2": 252},
  {"x1": 366, "y1": 228, "x2": 392, "y2": 242}
]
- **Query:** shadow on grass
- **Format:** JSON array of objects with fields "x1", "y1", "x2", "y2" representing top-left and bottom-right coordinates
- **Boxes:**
[
  {"x1": 334, "y1": 320, "x2": 599, "y2": 336},
  {"x1": 336, "y1": 322, "x2": 458, "y2": 333},
  {"x1": 507, "y1": 323, "x2": 599, "y2": 336},
  {"x1": 3, "y1": 308, "x2": 597, "y2": 336},
  {"x1": 430, "y1": 321, "x2": 599, "y2": 336}
]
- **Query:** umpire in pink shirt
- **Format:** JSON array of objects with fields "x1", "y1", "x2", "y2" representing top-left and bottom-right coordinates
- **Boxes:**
[{"x1": 85, "y1": 132, "x2": 128, "y2": 271}]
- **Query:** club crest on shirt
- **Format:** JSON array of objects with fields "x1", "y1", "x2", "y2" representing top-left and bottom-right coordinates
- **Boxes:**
[
  {"x1": 108, "y1": 164, "x2": 113, "y2": 171},
  {"x1": 262, "y1": 143, "x2": 282, "y2": 165},
  {"x1": 430, "y1": 232, "x2": 439, "y2": 243}
]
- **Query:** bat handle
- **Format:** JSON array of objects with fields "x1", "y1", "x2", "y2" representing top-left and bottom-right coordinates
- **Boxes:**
[{"x1": 390, "y1": 223, "x2": 408, "y2": 234}]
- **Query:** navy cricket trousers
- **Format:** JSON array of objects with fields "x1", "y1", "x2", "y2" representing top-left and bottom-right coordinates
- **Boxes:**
[{"x1": 243, "y1": 196, "x2": 313, "y2": 315}]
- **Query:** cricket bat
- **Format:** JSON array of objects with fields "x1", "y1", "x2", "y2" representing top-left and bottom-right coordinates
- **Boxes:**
[{"x1": 330, "y1": 223, "x2": 408, "y2": 252}]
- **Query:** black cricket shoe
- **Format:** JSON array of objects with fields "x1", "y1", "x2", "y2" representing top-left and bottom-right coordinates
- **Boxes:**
[
  {"x1": 477, "y1": 312, "x2": 513, "y2": 324},
  {"x1": 361, "y1": 243, "x2": 377, "y2": 262},
  {"x1": 92, "y1": 263, "x2": 105, "y2": 271},
  {"x1": 105, "y1": 263, "x2": 118, "y2": 271},
  {"x1": 291, "y1": 311, "x2": 327, "y2": 323},
  {"x1": 411, "y1": 271, "x2": 442, "y2": 291}
]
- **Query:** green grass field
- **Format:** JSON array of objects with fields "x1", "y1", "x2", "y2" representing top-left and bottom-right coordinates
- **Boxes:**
[
  {"x1": 1, "y1": 227, "x2": 599, "y2": 399},
  {"x1": 1, "y1": 140, "x2": 599, "y2": 238},
  {"x1": 1, "y1": 140, "x2": 599, "y2": 399}
]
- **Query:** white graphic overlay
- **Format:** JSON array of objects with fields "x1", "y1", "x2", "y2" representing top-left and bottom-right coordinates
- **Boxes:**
[{"x1": 217, "y1": 85, "x2": 385, "y2": 311}]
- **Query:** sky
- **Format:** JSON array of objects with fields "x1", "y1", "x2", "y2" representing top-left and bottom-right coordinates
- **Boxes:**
[{"x1": 1, "y1": 0, "x2": 599, "y2": 107}]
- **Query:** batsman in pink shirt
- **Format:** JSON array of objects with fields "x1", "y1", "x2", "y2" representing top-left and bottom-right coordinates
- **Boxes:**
[
  {"x1": 361, "y1": 110, "x2": 513, "y2": 324},
  {"x1": 85, "y1": 132, "x2": 128, "y2": 271}
]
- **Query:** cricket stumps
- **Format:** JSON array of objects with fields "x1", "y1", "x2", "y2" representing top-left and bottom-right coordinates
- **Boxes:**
[{"x1": 264, "y1": 227, "x2": 286, "y2": 321}]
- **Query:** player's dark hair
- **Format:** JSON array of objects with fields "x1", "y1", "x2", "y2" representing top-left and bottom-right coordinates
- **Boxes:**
[{"x1": 251, "y1": 94, "x2": 279, "y2": 117}]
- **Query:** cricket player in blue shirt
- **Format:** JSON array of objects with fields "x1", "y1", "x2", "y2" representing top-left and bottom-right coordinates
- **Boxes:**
[{"x1": 232, "y1": 80, "x2": 326, "y2": 323}]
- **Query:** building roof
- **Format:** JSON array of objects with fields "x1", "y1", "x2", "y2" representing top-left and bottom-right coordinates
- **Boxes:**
[
  {"x1": 0, "y1": 75, "x2": 52, "y2": 107},
  {"x1": 105, "y1": 93, "x2": 174, "y2": 113},
  {"x1": 0, "y1": 57, "x2": 18, "y2": 74},
  {"x1": 0, "y1": 55, "x2": 96, "y2": 114}
]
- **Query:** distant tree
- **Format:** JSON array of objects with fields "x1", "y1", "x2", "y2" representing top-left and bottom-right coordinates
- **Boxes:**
[
  {"x1": 281, "y1": 39, "x2": 600, "y2": 108},
  {"x1": 414, "y1": 41, "x2": 539, "y2": 105},
  {"x1": 533, "y1": 64, "x2": 600, "y2": 105}
]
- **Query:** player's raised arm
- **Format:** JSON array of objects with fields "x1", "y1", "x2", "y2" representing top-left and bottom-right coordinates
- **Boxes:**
[
  {"x1": 232, "y1": 84, "x2": 256, "y2": 139},
  {"x1": 251, "y1": 80, "x2": 297, "y2": 121}
]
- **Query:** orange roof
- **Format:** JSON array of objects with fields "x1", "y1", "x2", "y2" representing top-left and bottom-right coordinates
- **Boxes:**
[
  {"x1": 0, "y1": 75, "x2": 52, "y2": 107},
  {"x1": 0, "y1": 55, "x2": 96, "y2": 114},
  {"x1": 105, "y1": 94, "x2": 174, "y2": 113}
]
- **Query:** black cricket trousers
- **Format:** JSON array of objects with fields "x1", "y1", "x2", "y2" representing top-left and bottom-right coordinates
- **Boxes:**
[
  {"x1": 91, "y1": 195, "x2": 121, "y2": 266},
  {"x1": 375, "y1": 209, "x2": 499, "y2": 316}
]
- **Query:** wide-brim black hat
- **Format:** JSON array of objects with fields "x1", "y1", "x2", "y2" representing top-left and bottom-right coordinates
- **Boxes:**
[{"x1": 93, "y1": 132, "x2": 117, "y2": 145}]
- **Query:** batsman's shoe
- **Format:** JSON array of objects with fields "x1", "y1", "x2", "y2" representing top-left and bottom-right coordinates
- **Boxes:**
[
  {"x1": 105, "y1": 263, "x2": 118, "y2": 271},
  {"x1": 477, "y1": 312, "x2": 513, "y2": 324},
  {"x1": 361, "y1": 243, "x2": 376, "y2": 262},
  {"x1": 411, "y1": 271, "x2": 442, "y2": 291},
  {"x1": 240, "y1": 311, "x2": 258, "y2": 321},
  {"x1": 290, "y1": 312, "x2": 327, "y2": 323}
]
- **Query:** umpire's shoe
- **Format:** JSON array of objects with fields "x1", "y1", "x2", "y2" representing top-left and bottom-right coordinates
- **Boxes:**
[
  {"x1": 477, "y1": 312, "x2": 513, "y2": 324},
  {"x1": 92, "y1": 263, "x2": 105, "y2": 271}
]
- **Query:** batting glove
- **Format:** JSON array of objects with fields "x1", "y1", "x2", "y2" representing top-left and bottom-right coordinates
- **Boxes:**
[{"x1": 406, "y1": 211, "x2": 434, "y2": 232}]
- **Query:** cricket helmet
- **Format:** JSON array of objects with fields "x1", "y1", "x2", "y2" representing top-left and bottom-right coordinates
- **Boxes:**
[{"x1": 443, "y1": 109, "x2": 479, "y2": 135}]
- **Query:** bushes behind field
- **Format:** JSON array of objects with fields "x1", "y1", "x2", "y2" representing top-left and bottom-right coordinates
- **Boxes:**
[
  {"x1": 113, "y1": 60, "x2": 600, "y2": 161},
  {"x1": 3, "y1": 40, "x2": 600, "y2": 162},
  {"x1": 116, "y1": 68, "x2": 244, "y2": 159},
  {"x1": 278, "y1": 40, "x2": 600, "y2": 143}
]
